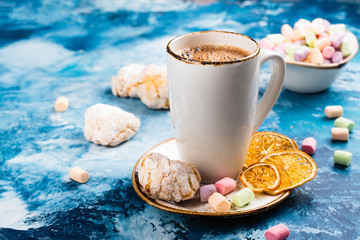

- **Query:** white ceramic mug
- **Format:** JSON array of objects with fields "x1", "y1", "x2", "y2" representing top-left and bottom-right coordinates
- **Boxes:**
[{"x1": 166, "y1": 31, "x2": 285, "y2": 183}]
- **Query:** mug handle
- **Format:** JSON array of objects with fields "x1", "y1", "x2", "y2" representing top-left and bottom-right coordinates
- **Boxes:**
[{"x1": 252, "y1": 49, "x2": 286, "y2": 133}]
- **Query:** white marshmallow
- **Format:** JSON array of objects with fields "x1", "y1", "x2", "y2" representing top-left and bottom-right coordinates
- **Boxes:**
[
  {"x1": 69, "y1": 167, "x2": 89, "y2": 183},
  {"x1": 54, "y1": 96, "x2": 69, "y2": 112}
]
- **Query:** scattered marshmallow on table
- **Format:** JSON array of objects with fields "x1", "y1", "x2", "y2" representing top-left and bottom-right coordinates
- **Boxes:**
[
  {"x1": 69, "y1": 167, "x2": 89, "y2": 183},
  {"x1": 84, "y1": 104, "x2": 141, "y2": 146},
  {"x1": 54, "y1": 96, "x2": 69, "y2": 112},
  {"x1": 265, "y1": 224, "x2": 290, "y2": 240},
  {"x1": 325, "y1": 105, "x2": 343, "y2": 118},
  {"x1": 232, "y1": 188, "x2": 254, "y2": 207},
  {"x1": 301, "y1": 137, "x2": 317, "y2": 155},
  {"x1": 331, "y1": 127, "x2": 349, "y2": 141},
  {"x1": 334, "y1": 117, "x2": 355, "y2": 132},
  {"x1": 208, "y1": 192, "x2": 230, "y2": 212},
  {"x1": 334, "y1": 150, "x2": 353, "y2": 166},
  {"x1": 215, "y1": 177, "x2": 237, "y2": 195},
  {"x1": 199, "y1": 184, "x2": 217, "y2": 203}
]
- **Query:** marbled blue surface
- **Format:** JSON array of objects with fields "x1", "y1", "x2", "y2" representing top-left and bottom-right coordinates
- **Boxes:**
[{"x1": 0, "y1": 0, "x2": 360, "y2": 239}]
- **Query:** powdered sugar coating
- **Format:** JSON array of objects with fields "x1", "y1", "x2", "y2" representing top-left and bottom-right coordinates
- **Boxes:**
[
  {"x1": 111, "y1": 64, "x2": 146, "y2": 98},
  {"x1": 138, "y1": 153, "x2": 201, "y2": 202},
  {"x1": 136, "y1": 64, "x2": 169, "y2": 109},
  {"x1": 84, "y1": 104, "x2": 140, "y2": 146}
]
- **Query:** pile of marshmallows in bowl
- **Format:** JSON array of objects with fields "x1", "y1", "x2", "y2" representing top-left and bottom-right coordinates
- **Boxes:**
[{"x1": 260, "y1": 18, "x2": 354, "y2": 64}]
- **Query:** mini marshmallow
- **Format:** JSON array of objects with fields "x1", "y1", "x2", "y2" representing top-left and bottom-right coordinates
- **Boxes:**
[
  {"x1": 314, "y1": 38, "x2": 331, "y2": 51},
  {"x1": 294, "y1": 19, "x2": 311, "y2": 30},
  {"x1": 332, "y1": 51, "x2": 343, "y2": 63},
  {"x1": 325, "y1": 105, "x2": 343, "y2": 118},
  {"x1": 322, "y1": 19, "x2": 331, "y2": 31},
  {"x1": 334, "y1": 150, "x2": 353, "y2": 166},
  {"x1": 54, "y1": 96, "x2": 69, "y2": 112},
  {"x1": 69, "y1": 167, "x2": 89, "y2": 183},
  {"x1": 293, "y1": 39, "x2": 306, "y2": 46},
  {"x1": 199, "y1": 184, "x2": 217, "y2": 202},
  {"x1": 330, "y1": 31, "x2": 346, "y2": 48},
  {"x1": 294, "y1": 46, "x2": 309, "y2": 62},
  {"x1": 285, "y1": 55, "x2": 294, "y2": 62},
  {"x1": 285, "y1": 44, "x2": 300, "y2": 55},
  {"x1": 323, "y1": 59, "x2": 331, "y2": 64},
  {"x1": 301, "y1": 137, "x2": 317, "y2": 155},
  {"x1": 305, "y1": 31, "x2": 317, "y2": 47},
  {"x1": 215, "y1": 177, "x2": 237, "y2": 195},
  {"x1": 322, "y1": 46, "x2": 335, "y2": 59},
  {"x1": 281, "y1": 24, "x2": 293, "y2": 37},
  {"x1": 334, "y1": 117, "x2": 355, "y2": 132},
  {"x1": 265, "y1": 224, "x2": 290, "y2": 240},
  {"x1": 331, "y1": 127, "x2": 349, "y2": 141},
  {"x1": 309, "y1": 48, "x2": 323, "y2": 64},
  {"x1": 208, "y1": 192, "x2": 230, "y2": 212},
  {"x1": 329, "y1": 24, "x2": 346, "y2": 33},
  {"x1": 276, "y1": 42, "x2": 287, "y2": 52},
  {"x1": 341, "y1": 37, "x2": 353, "y2": 57},
  {"x1": 273, "y1": 47, "x2": 286, "y2": 57},
  {"x1": 319, "y1": 32, "x2": 329, "y2": 39},
  {"x1": 311, "y1": 22, "x2": 325, "y2": 35},
  {"x1": 289, "y1": 29, "x2": 305, "y2": 41},
  {"x1": 232, "y1": 188, "x2": 254, "y2": 207},
  {"x1": 267, "y1": 34, "x2": 284, "y2": 45},
  {"x1": 260, "y1": 38, "x2": 275, "y2": 50}
]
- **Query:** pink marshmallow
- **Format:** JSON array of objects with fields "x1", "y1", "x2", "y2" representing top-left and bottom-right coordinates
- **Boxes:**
[
  {"x1": 323, "y1": 58, "x2": 331, "y2": 64},
  {"x1": 273, "y1": 47, "x2": 286, "y2": 57},
  {"x1": 332, "y1": 51, "x2": 343, "y2": 63},
  {"x1": 294, "y1": 46, "x2": 309, "y2": 62},
  {"x1": 322, "y1": 46, "x2": 335, "y2": 59},
  {"x1": 199, "y1": 184, "x2": 217, "y2": 202},
  {"x1": 260, "y1": 38, "x2": 275, "y2": 50},
  {"x1": 265, "y1": 224, "x2": 290, "y2": 240},
  {"x1": 330, "y1": 31, "x2": 346, "y2": 48},
  {"x1": 277, "y1": 42, "x2": 287, "y2": 52},
  {"x1": 301, "y1": 137, "x2": 317, "y2": 155},
  {"x1": 215, "y1": 177, "x2": 236, "y2": 195}
]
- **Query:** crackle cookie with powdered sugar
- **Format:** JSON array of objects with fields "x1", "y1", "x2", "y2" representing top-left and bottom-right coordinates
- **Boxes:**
[
  {"x1": 138, "y1": 153, "x2": 201, "y2": 202},
  {"x1": 111, "y1": 64, "x2": 169, "y2": 109},
  {"x1": 136, "y1": 64, "x2": 169, "y2": 109},
  {"x1": 111, "y1": 64, "x2": 146, "y2": 98},
  {"x1": 84, "y1": 103, "x2": 140, "y2": 146}
]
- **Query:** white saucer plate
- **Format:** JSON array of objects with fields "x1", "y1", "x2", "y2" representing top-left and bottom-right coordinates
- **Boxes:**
[{"x1": 132, "y1": 138, "x2": 290, "y2": 217}]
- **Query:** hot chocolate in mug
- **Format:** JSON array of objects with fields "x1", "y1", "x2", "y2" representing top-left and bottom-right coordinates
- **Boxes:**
[{"x1": 166, "y1": 31, "x2": 285, "y2": 183}]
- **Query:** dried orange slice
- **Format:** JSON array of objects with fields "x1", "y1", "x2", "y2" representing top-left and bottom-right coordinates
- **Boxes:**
[
  {"x1": 239, "y1": 163, "x2": 281, "y2": 193},
  {"x1": 260, "y1": 150, "x2": 317, "y2": 195},
  {"x1": 244, "y1": 132, "x2": 298, "y2": 168}
]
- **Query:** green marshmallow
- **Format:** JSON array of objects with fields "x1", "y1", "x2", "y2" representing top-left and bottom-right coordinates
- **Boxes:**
[
  {"x1": 329, "y1": 24, "x2": 346, "y2": 33},
  {"x1": 285, "y1": 54, "x2": 294, "y2": 62},
  {"x1": 286, "y1": 44, "x2": 300, "y2": 56},
  {"x1": 267, "y1": 34, "x2": 284, "y2": 45},
  {"x1": 232, "y1": 188, "x2": 254, "y2": 207},
  {"x1": 341, "y1": 38, "x2": 353, "y2": 57},
  {"x1": 305, "y1": 32, "x2": 317, "y2": 48},
  {"x1": 334, "y1": 150, "x2": 352, "y2": 166},
  {"x1": 334, "y1": 117, "x2": 355, "y2": 132}
]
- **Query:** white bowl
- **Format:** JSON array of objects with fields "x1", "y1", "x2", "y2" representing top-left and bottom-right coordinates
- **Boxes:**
[{"x1": 283, "y1": 31, "x2": 359, "y2": 94}]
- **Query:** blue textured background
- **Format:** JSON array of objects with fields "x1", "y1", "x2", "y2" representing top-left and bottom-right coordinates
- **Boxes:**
[{"x1": 0, "y1": 0, "x2": 359, "y2": 239}]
